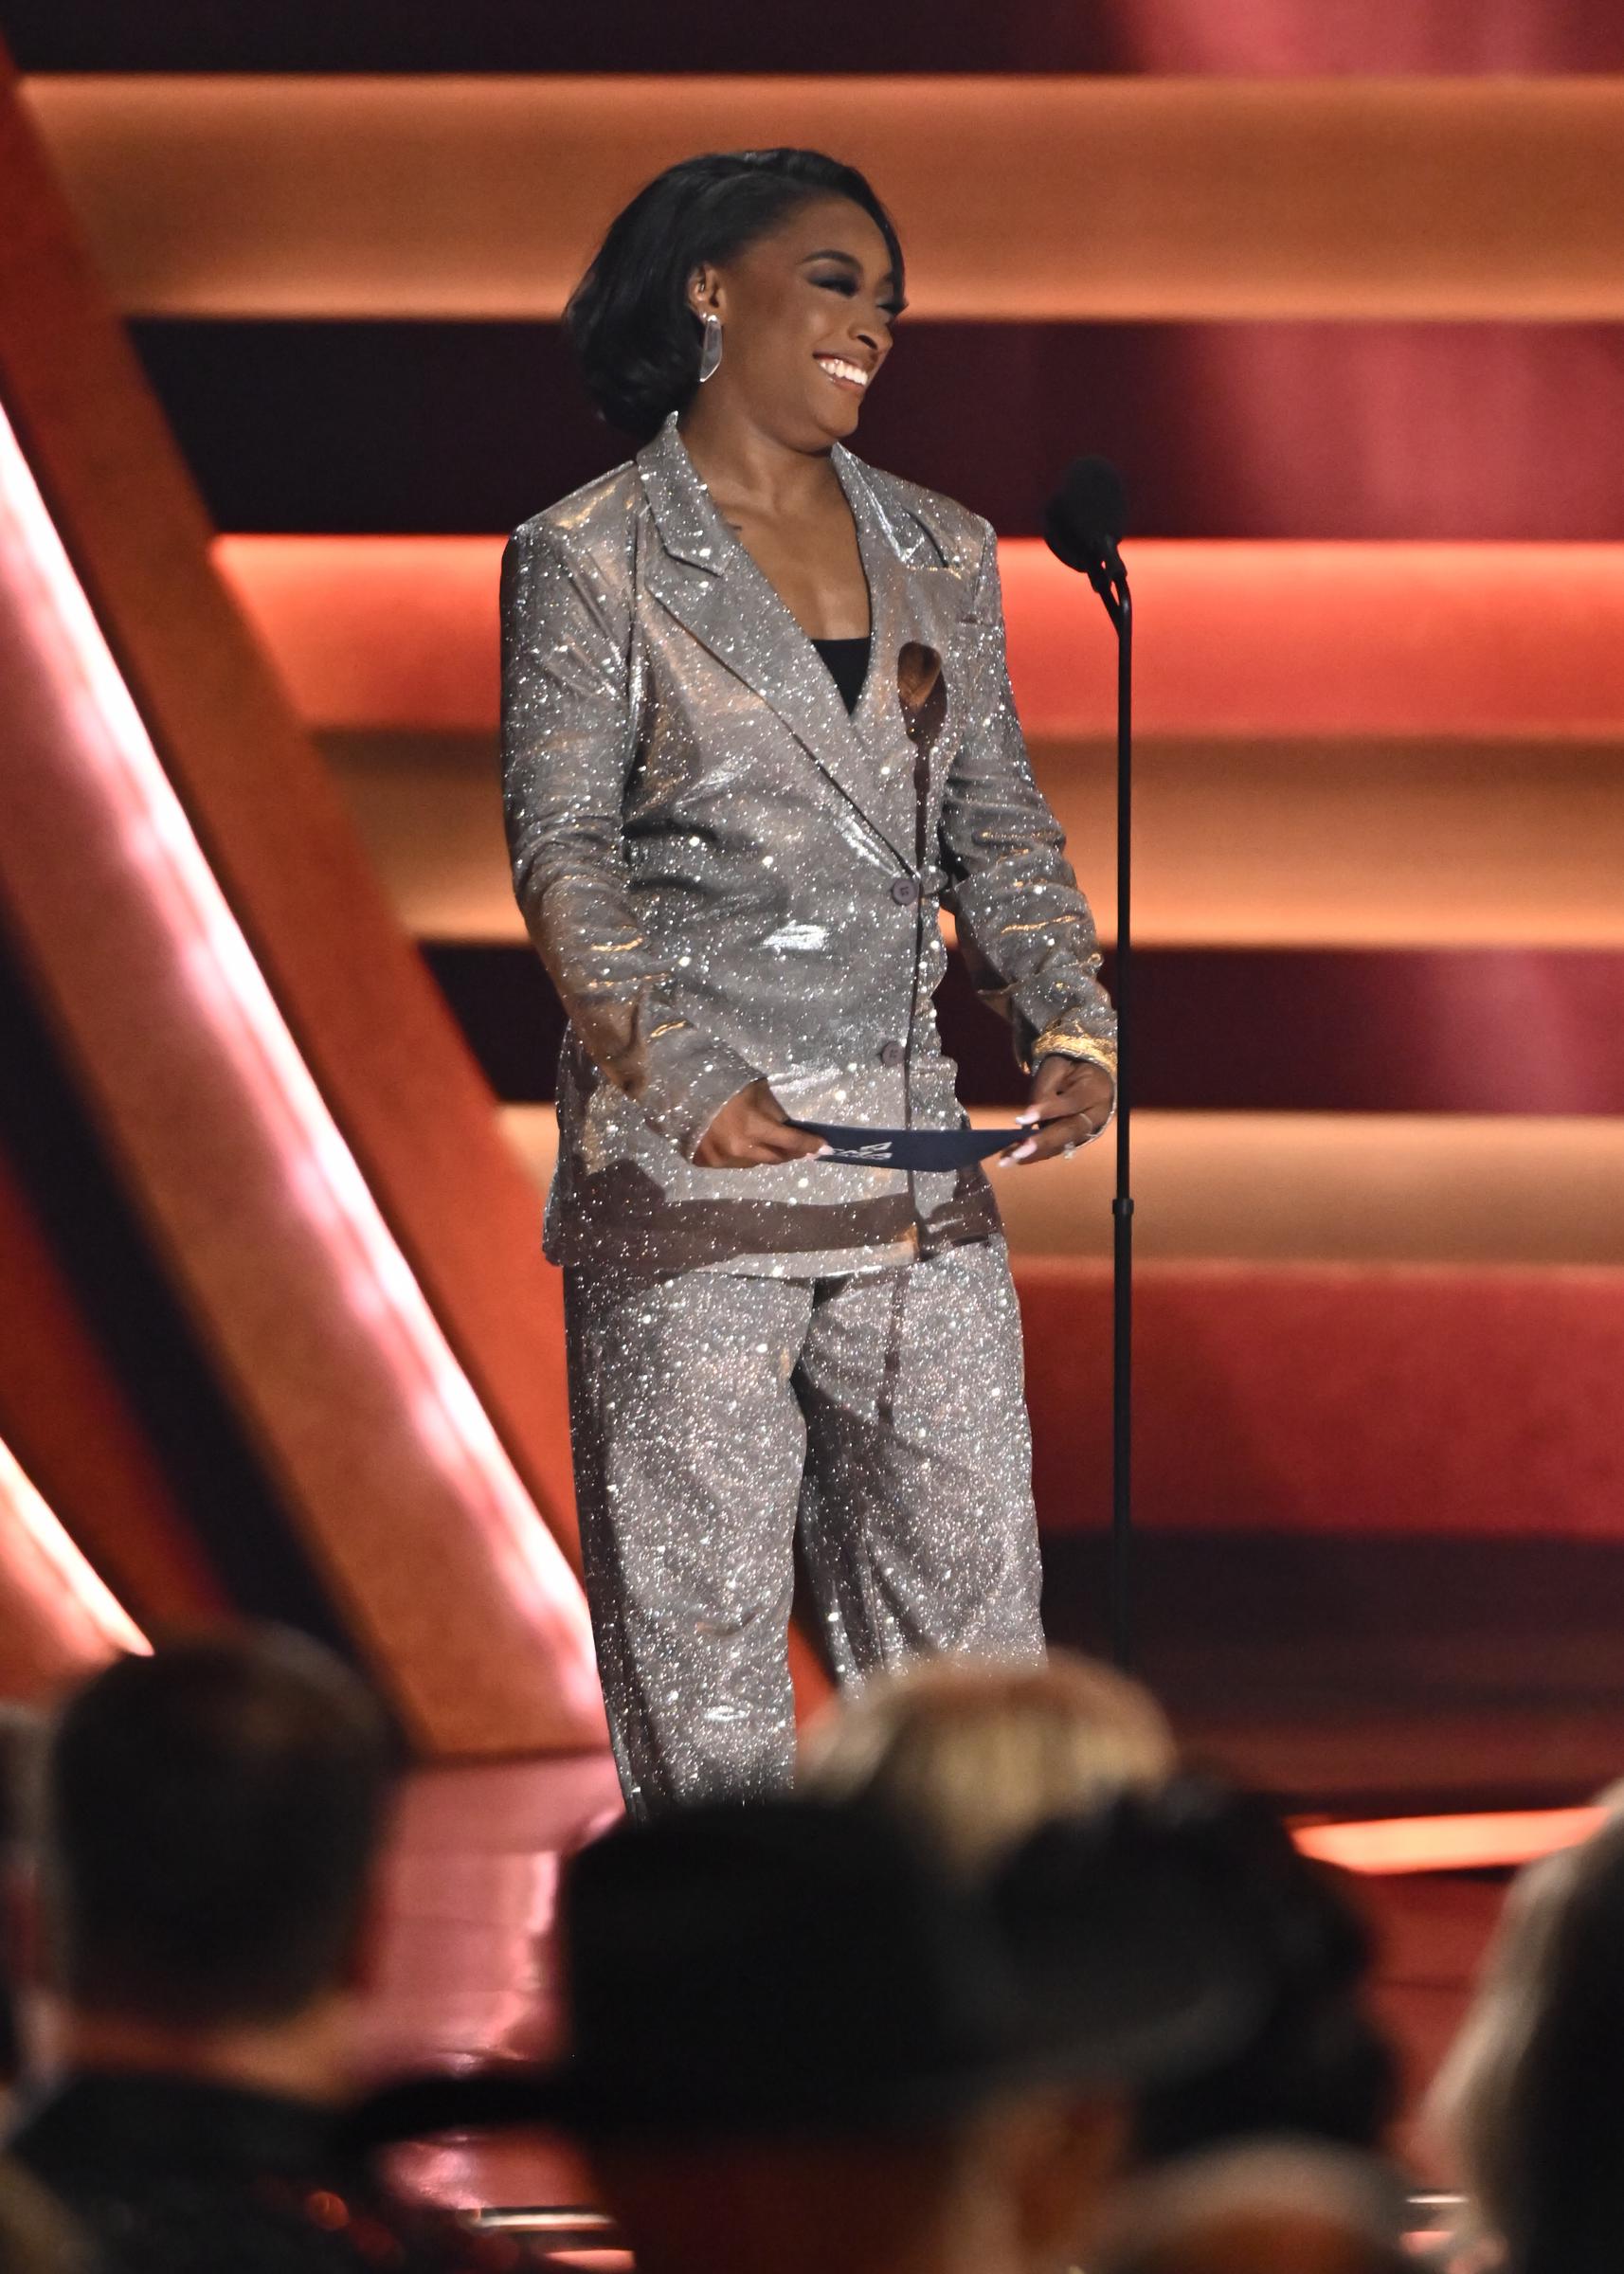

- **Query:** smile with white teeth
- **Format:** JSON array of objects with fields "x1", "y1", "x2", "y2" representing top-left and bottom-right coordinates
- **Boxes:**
[{"x1": 816, "y1": 354, "x2": 871, "y2": 390}]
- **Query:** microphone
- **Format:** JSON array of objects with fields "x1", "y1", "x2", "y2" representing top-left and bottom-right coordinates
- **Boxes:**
[{"x1": 1042, "y1": 457, "x2": 1128, "y2": 606}]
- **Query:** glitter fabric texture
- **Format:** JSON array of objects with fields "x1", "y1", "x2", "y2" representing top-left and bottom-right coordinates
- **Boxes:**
[
  {"x1": 501, "y1": 411, "x2": 1115, "y2": 1807},
  {"x1": 564, "y1": 1236, "x2": 1042, "y2": 1814}
]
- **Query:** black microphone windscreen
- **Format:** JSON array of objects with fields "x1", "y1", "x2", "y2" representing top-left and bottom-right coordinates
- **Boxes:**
[{"x1": 1043, "y1": 457, "x2": 1128, "y2": 574}]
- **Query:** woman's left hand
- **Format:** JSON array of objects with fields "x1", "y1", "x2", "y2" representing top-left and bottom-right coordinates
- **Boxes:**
[{"x1": 998, "y1": 1054, "x2": 1115, "y2": 1165}]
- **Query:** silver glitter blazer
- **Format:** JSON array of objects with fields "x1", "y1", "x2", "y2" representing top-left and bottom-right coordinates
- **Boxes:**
[{"x1": 502, "y1": 410, "x2": 1117, "y2": 1276}]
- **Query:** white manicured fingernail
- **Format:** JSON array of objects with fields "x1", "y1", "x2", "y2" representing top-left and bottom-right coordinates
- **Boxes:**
[{"x1": 1002, "y1": 1138, "x2": 1038, "y2": 1164}]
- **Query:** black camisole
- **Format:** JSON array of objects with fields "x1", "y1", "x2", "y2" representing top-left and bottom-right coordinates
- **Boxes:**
[{"x1": 811, "y1": 634, "x2": 871, "y2": 714}]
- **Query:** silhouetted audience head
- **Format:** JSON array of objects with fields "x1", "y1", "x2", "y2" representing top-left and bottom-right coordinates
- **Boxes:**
[
  {"x1": 354, "y1": 1792, "x2": 1261, "y2": 2274},
  {"x1": 1125, "y1": 1782, "x2": 1398, "y2": 2164},
  {"x1": 35, "y1": 1628, "x2": 397, "y2": 2031},
  {"x1": 812, "y1": 1669, "x2": 1397, "y2": 2173},
  {"x1": 802, "y1": 1648, "x2": 1177, "y2": 1875},
  {"x1": 1430, "y1": 1797, "x2": 1624, "y2": 2274},
  {"x1": 10, "y1": 1633, "x2": 501, "y2": 2274},
  {"x1": 1092, "y1": 2140, "x2": 1409, "y2": 2274}
]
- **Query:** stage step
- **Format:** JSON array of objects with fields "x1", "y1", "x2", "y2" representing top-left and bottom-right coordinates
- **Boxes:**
[
  {"x1": 322, "y1": 723, "x2": 1624, "y2": 953},
  {"x1": 502, "y1": 1106, "x2": 1624, "y2": 1270},
  {"x1": 220, "y1": 535, "x2": 1624, "y2": 742},
  {"x1": 25, "y1": 74, "x2": 1624, "y2": 321}
]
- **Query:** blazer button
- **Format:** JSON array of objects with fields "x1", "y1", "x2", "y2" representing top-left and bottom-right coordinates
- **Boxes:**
[
  {"x1": 891, "y1": 875, "x2": 921, "y2": 905},
  {"x1": 878, "y1": 1039, "x2": 908, "y2": 1069}
]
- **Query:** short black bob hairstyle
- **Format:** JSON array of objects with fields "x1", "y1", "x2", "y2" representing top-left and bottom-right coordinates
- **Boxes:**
[{"x1": 564, "y1": 148, "x2": 904, "y2": 443}]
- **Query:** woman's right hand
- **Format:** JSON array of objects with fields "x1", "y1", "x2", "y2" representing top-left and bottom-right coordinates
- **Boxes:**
[{"x1": 692, "y1": 1079, "x2": 831, "y2": 1168}]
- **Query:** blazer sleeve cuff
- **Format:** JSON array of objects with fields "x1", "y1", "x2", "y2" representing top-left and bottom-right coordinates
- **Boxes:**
[
  {"x1": 1022, "y1": 1024, "x2": 1119, "y2": 1135},
  {"x1": 1023, "y1": 1023, "x2": 1118, "y2": 1076},
  {"x1": 638, "y1": 1037, "x2": 765, "y2": 1161}
]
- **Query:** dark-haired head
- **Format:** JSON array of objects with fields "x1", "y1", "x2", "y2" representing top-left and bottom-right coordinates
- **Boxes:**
[
  {"x1": 565, "y1": 149, "x2": 906, "y2": 442},
  {"x1": 1130, "y1": 1785, "x2": 1398, "y2": 2163},
  {"x1": 36, "y1": 1629, "x2": 398, "y2": 2030}
]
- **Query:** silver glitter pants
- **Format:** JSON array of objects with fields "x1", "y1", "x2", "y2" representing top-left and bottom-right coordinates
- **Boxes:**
[{"x1": 562, "y1": 1236, "x2": 1044, "y2": 1815}]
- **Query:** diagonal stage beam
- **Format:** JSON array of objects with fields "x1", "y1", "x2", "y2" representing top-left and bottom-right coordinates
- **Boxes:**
[{"x1": 0, "y1": 49, "x2": 604, "y2": 1755}]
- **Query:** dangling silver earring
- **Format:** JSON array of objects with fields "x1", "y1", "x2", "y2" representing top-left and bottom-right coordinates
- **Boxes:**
[{"x1": 697, "y1": 312, "x2": 723, "y2": 384}]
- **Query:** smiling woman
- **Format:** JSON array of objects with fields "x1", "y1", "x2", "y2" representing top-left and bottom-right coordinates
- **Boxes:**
[
  {"x1": 504, "y1": 148, "x2": 1118, "y2": 1814},
  {"x1": 564, "y1": 148, "x2": 907, "y2": 444}
]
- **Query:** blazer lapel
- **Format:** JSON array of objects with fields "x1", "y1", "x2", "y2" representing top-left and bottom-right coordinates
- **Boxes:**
[
  {"x1": 838, "y1": 448, "x2": 967, "y2": 841},
  {"x1": 638, "y1": 414, "x2": 929, "y2": 870}
]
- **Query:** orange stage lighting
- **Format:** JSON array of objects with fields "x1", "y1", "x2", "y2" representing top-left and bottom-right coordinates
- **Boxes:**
[
  {"x1": 1296, "y1": 1806, "x2": 1606, "y2": 1876},
  {"x1": 216, "y1": 535, "x2": 1624, "y2": 743},
  {"x1": 25, "y1": 75, "x2": 1624, "y2": 321},
  {"x1": 0, "y1": 1431, "x2": 148, "y2": 1675}
]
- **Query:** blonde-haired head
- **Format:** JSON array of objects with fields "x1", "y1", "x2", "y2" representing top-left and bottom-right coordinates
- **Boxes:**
[{"x1": 801, "y1": 1647, "x2": 1177, "y2": 1876}]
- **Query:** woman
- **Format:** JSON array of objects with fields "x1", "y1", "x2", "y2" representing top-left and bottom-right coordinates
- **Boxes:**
[{"x1": 502, "y1": 148, "x2": 1117, "y2": 1814}]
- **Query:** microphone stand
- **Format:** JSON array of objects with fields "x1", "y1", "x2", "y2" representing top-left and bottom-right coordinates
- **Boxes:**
[{"x1": 1090, "y1": 543, "x2": 1134, "y2": 1670}]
